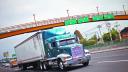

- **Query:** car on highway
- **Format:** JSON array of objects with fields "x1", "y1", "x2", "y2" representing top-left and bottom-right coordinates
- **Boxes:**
[
  {"x1": 2, "y1": 62, "x2": 10, "y2": 67},
  {"x1": 10, "y1": 59, "x2": 17, "y2": 68},
  {"x1": 84, "y1": 49, "x2": 91, "y2": 65},
  {"x1": 0, "y1": 59, "x2": 10, "y2": 67}
]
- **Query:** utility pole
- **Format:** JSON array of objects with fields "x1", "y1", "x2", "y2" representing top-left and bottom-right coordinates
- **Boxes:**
[
  {"x1": 96, "y1": 31, "x2": 100, "y2": 41},
  {"x1": 123, "y1": 5, "x2": 126, "y2": 15},
  {"x1": 114, "y1": 22, "x2": 122, "y2": 41},
  {"x1": 95, "y1": 31, "x2": 98, "y2": 44},
  {"x1": 97, "y1": 25, "x2": 104, "y2": 44},
  {"x1": 106, "y1": 22, "x2": 113, "y2": 42},
  {"x1": 96, "y1": 6, "x2": 99, "y2": 15}
]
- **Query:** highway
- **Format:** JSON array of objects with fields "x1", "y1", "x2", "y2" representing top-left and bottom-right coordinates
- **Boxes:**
[{"x1": 0, "y1": 48, "x2": 128, "y2": 72}]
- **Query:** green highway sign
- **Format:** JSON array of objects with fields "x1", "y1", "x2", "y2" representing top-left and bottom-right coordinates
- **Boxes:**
[
  {"x1": 92, "y1": 15, "x2": 104, "y2": 21},
  {"x1": 78, "y1": 16, "x2": 89, "y2": 24},
  {"x1": 64, "y1": 14, "x2": 114, "y2": 26},
  {"x1": 64, "y1": 16, "x2": 89, "y2": 26},
  {"x1": 64, "y1": 18, "x2": 77, "y2": 26},
  {"x1": 104, "y1": 14, "x2": 114, "y2": 19}
]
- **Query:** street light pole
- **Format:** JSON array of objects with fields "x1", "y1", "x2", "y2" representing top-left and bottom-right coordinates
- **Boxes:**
[
  {"x1": 33, "y1": 14, "x2": 38, "y2": 27},
  {"x1": 97, "y1": 25, "x2": 104, "y2": 43},
  {"x1": 96, "y1": 6, "x2": 99, "y2": 15},
  {"x1": 123, "y1": 5, "x2": 126, "y2": 15}
]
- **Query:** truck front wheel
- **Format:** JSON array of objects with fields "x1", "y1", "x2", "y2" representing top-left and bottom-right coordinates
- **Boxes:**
[
  {"x1": 83, "y1": 61, "x2": 89, "y2": 66},
  {"x1": 58, "y1": 60, "x2": 65, "y2": 70}
]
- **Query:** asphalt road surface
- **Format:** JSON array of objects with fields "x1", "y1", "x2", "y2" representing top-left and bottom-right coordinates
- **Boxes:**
[
  {"x1": 1, "y1": 48, "x2": 128, "y2": 72},
  {"x1": 70, "y1": 48, "x2": 128, "y2": 72}
]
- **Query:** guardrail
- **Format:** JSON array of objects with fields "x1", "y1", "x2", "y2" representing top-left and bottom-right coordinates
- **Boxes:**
[
  {"x1": 86, "y1": 39, "x2": 128, "y2": 50},
  {"x1": 0, "y1": 10, "x2": 128, "y2": 34}
]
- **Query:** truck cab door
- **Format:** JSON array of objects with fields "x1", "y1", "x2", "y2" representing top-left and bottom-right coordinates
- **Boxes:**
[{"x1": 48, "y1": 42, "x2": 59, "y2": 57}]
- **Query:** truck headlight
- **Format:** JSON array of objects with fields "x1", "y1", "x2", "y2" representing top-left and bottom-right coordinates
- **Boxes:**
[
  {"x1": 85, "y1": 52, "x2": 90, "y2": 54},
  {"x1": 84, "y1": 49, "x2": 90, "y2": 55},
  {"x1": 63, "y1": 56, "x2": 72, "y2": 62},
  {"x1": 57, "y1": 54, "x2": 72, "y2": 63}
]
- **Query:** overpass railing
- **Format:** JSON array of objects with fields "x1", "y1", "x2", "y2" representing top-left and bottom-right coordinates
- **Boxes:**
[{"x1": 0, "y1": 10, "x2": 128, "y2": 34}]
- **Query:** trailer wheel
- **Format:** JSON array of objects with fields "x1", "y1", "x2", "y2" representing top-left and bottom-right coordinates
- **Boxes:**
[
  {"x1": 37, "y1": 62, "x2": 48, "y2": 70},
  {"x1": 58, "y1": 60, "x2": 65, "y2": 70},
  {"x1": 34, "y1": 62, "x2": 43, "y2": 70},
  {"x1": 19, "y1": 64, "x2": 27, "y2": 70},
  {"x1": 42, "y1": 63, "x2": 47, "y2": 70},
  {"x1": 39, "y1": 63, "x2": 43, "y2": 70}
]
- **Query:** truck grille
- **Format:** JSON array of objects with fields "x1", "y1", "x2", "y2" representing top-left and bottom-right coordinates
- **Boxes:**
[{"x1": 71, "y1": 46, "x2": 84, "y2": 59}]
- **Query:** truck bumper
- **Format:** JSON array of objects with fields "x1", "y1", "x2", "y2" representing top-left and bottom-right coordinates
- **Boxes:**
[{"x1": 63, "y1": 55, "x2": 91, "y2": 66}]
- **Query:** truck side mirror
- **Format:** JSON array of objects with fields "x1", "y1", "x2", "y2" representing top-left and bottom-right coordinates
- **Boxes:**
[{"x1": 48, "y1": 43, "x2": 53, "y2": 49}]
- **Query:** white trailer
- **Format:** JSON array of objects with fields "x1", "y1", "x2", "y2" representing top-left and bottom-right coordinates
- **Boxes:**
[{"x1": 15, "y1": 33, "x2": 47, "y2": 70}]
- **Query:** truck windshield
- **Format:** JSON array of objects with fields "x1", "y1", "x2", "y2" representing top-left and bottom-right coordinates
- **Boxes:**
[{"x1": 59, "y1": 38, "x2": 76, "y2": 46}]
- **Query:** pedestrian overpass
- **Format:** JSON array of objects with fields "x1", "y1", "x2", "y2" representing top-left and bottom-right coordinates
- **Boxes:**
[{"x1": 0, "y1": 10, "x2": 128, "y2": 39}]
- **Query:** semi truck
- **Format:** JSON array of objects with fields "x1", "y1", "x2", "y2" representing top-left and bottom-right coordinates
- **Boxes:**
[{"x1": 14, "y1": 27, "x2": 91, "y2": 70}]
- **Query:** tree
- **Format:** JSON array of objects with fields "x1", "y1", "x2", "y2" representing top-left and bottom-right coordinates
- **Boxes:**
[
  {"x1": 74, "y1": 30, "x2": 98, "y2": 46},
  {"x1": 111, "y1": 28, "x2": 119, "y2": 40},
  {"x1": 74, "y1": 30, "x2": 84, "y2": 40},
  {"x1": 89, "y1": 34, "x2": 97, "y2": 41},
  {"x1": 103, "y1": 33, "x2": 111, "y2": 42},
  {"x1": 87, "y1": 34, "x2": 97, "y2": 45},
  {"x1": 74, "y1": 30, "x2": 87, "y2": 46},
  {"x1": 103, "y1": 28, "x2": 119, "y2": 42},
  {"x1": 3, "y1": 51, "x2": 9, "y2": 62},
  {"x1": 79, "y1": 38, "x2": 87, "y2": 46},
  {"x1": 3, "y1": 51, "x2": 9, "y2": 58}
]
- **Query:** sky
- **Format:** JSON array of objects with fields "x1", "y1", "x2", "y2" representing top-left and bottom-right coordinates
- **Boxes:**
[{"x1": 0, "y1": 0, "x2": 128, "y2": 59}]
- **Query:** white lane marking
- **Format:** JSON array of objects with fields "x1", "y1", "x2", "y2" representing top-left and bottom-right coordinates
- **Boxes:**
[{"x1": 97, "y1": 60, "x2": 128, "y2": 64}]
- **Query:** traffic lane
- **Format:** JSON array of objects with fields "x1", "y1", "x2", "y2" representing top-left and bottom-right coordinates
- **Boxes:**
[
  {"x1": 0, "y1": 66, "x2": 15, "y2": 72},
  {"x1": 0, "y1": 62, "x2": 19, "y2": 72},
  {"x1": 91, "y1": 48, "x2": 128, "y2": 63},
  {"x1": 70, "y1": 48, "x2": 128, "y2": 72},
  {"x1": 91, "y1": 48, "x2": 128, "y2": 59},
  {"x1": 70, "y1": 60, "x2": 128, "y2": 72}
]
